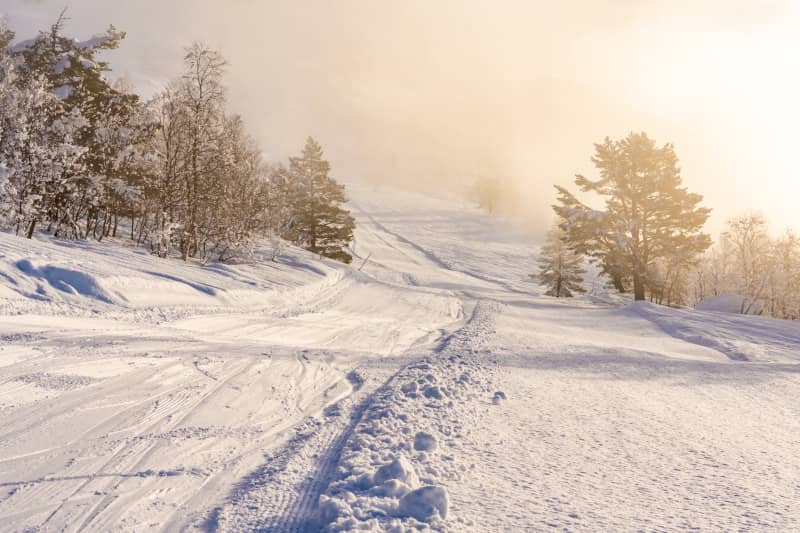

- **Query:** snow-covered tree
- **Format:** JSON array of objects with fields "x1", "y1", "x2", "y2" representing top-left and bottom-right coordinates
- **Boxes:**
[
  {"x1": 763, "y1": 230, "x2": 800, "y2": 319},
  {"x1": 1, "y1": 16, "x2": 352, "y2": 266},
  {"x1": 722, "y1": 212, "x2": 770, "y2": 313},
  {"x1": 688, "y1": 213, "x2": 800, "y2": 319},
  {"x1": 535, "y1": 226, "x2": 586, "y2": 297},
  {"x1": 176, "y1": 42, "x2": 227, "y2": 260},
  {"x1": 81, "y1": 77, "x2": 157, "y2": 240},
  {"x1": 2, "y1": 13, "x2": 138, "y2": 238},
  {"x1": 281, "y1": 137, "x2": 355, "y2": 263},
  {"x1": 143, "y1": 81, "x2": 190, "y2": 256},
  {"x1": 0, "y1": 26, "x2": 88, "y2": 237},
  {"x1": 200, "y1": 114, "x2": 268, "y2": 262},
  {"x1": 554, "y1": 132, "x2": 711, "y2": 301}
]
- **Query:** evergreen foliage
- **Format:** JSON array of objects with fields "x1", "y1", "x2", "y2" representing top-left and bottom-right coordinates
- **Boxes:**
[
  {"x1": 281, "y1": 137, "x2": 355, "y2": 263},
  {"x1": 0, "y1": 15, "x2": 357, "y2": 264},
  {"x1": 554, "y1": 132, "x2": 711, "y2": 301},
  {"x1": 535, "y1": 226, "x2": 586, "y2": 297}
]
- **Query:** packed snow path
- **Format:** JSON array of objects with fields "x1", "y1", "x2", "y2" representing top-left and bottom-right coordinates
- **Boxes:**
[{"x1": 1, "y1": 186, "x2": 798, "y2": 531}]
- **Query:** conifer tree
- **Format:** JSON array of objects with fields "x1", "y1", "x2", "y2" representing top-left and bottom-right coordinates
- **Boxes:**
[
  {"x1": 535, "y1": 226, "x2": 586, "y2": 297},
  {"x1": 282, "y1": 137, "x2": 355, "y2": 263},
  {"x1": 554, "y1": 132, "x2": 711, "y2": 300}
]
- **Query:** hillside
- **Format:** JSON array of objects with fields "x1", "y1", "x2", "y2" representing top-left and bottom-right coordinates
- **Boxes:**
[{"x1": 0, "y1": 186, "x2": 798, "y2": 532}]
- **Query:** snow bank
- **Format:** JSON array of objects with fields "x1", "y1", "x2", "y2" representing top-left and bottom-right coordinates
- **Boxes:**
[
  {"x1": 696, "y1": 293, "x2": 762, "y2": 315},
  {"x1": 0, "y1": 232, "x2": 461, "y2": 356},
  {"x1": 632, "y1": 301, "x2": 800, "y2": 363},
  {"x1": 398, "y1": 485, "x2": 449, "y2": 522},
  {"x1": 317, "y1": 301, "x2": 500, "y2": 531},
  {"x1": 15, "y1": 258, "x2": 114, "y2": 303},
  {"x1": 0, "y1": 231, "x2": 334, "y2": 314}
]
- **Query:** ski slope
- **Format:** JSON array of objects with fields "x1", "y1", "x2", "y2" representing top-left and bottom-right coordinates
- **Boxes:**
[{"x1": 1, "y1": 185, "x2": 798, "y2": 532}]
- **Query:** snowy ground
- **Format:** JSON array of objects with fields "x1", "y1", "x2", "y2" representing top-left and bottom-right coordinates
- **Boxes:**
[{"x1": 1, "y1": 185, "x2": 799, "y2": 532}]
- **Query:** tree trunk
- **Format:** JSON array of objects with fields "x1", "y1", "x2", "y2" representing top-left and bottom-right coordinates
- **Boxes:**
[
  {"x1": 26, "y1": 219, "x2": 36, "y2": 239},
  {"x1": 633, "y1": 271, "x2": 646, "y2": 301},
  {"x1": 610, "y1": 272, "x2": 625, "y2": 293}
]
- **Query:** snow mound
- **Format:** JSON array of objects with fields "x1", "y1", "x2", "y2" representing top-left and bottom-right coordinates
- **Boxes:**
[
  {"x1": 398, "y1": 485, "x2": 449, "y2": 522},
  {"x1": 0, "y1": 231, "x2": 334, "y2": 313},
  {"x1": 423, "y1": 384, "x2": 445, "y2": 400},
  {"x1": 317, "y1": 301, "x2": 500, "y2": 531},
  {"x1": 696, "y1": 293, "x2": 762, "y2": 315},
  {"x1": 413, "y1": 432, "x2": 437, "y2": 452},
  {"x1": 374, "y1": 455, "x2": 420, "y2": 488},
  {"x1": 632, "y1": 301, "x2": 800, "y2": 362},
  {"x1": 16, "y1": 259, "x2": 114, "y2": 303}
]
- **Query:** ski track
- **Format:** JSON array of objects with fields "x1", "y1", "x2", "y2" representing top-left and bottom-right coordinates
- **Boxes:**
[
  {"x1": 207, "y1": 369, "x2": 382, "y2": 532},
  {"x1": 2, "y1": 185, "x2": 799, "y2": 531}
]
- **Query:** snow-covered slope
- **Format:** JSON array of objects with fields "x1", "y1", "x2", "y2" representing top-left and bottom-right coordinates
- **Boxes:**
[
  {"x1": 0, "y1": 232, "x2": 334, "y2": 313},
  {"x1": 1, "y1": 186, "x2": 798, "y2": 532}
]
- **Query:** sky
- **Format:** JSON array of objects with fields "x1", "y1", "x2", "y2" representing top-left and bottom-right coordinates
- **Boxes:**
[{"x1": 3, "y1": 0, "x2": 800, "y2": 234}]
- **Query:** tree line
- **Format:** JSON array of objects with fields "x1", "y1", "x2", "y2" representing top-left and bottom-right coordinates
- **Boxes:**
[
  {"x1": 535, "y1": 132, "x2": 800, "y2": 320},
  {"x1": 0, "y1": 15, "x2": 355, "y2": 263}
]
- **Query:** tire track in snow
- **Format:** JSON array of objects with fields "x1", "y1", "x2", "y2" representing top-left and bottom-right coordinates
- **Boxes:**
[
  {"x1": 219, "y1": 301, "x2": 495, "y2": 532},
  {"x1": 207, "y1": 369, "x2": 384, "y2": 532},
  {"x1": 79, "y1": 359, "x2": 259, "y2": 532},
  {"x1": 218, "y1": 207, "x2": 502, "y2": 532},
  {"x1": 272, "y1": 374, "x2": 379, "y2": 533},
  {"x1": 39, "y1": 359, "x2": 256, "y2": 532},
  {"x1": 314, "y1": 300, "x2": 501, "y2": 531}
]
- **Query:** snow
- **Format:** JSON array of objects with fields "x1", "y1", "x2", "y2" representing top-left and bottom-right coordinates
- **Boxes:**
[
  {"x1": 696, "y1": 292, "x2": 762, "y2": 315},
  {"x1": 75, "y1": 30, "x2": 126, "y2": 51},
  {"x1": 52, "y1": 84, "x2": 74, "y2": 100},
  {"x1": 374, "y1": 456, "x2": 420, "y2": 488},
  {"x1": 1, "y1": 185, "x2": 798, "y2": 531},
  {"x1": 398, "y1": 485, "x2": 449, "y2": 522},
  {"x1": 413, "y1": 432, "x2": 437, "y2": 451}
]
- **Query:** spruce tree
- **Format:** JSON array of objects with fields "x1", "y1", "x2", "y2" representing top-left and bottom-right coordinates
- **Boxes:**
[
  {"x1": 535, "y1": 226, "x2": 586, "y2": 297},
  {"x1": 554, "y1": 132, "x2": 711, "y2": 301},
  {"x1": 282, "y1": 137, "x2": 355, "y2": 263}
]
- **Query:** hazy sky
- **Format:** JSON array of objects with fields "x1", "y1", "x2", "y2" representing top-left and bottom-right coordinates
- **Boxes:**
[{"x1": 4, "y1": 1, "x2": 800, "y2": 233}]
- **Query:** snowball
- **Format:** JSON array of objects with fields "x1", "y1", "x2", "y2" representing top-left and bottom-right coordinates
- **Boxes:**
[
  {"x1": 493, "y1": 391, "x2": 507, "y2": 404},
  {"x1": 413, "y1": 432, "x2": 437, "y2": 452},
  {"x1": 423, "y1": 385, "x2": 444, "y2": 400},
  {"x1": 397, "y1": 485, "x2": 449, "y2": 522},
  {"x1": 370, "y1": 479, "x2": 412, "y2": 498},
  {"x1": 400, "y1": 381, "x2": 418, "y2": 395},
  {"x1": 373, "y1": 456, "x2": 419, "y2": 488}
]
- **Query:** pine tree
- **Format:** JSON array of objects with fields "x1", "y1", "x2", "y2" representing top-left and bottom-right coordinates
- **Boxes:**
[
  {"x1": 554, "y1": 132, "x2": 711, "y2": 301},
  {"x1": 282, "y1": 137, "x2": 355, "y2": 263},
  {"x1": 535, "y1": 226, "x2": 586, "y2": 297}
]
